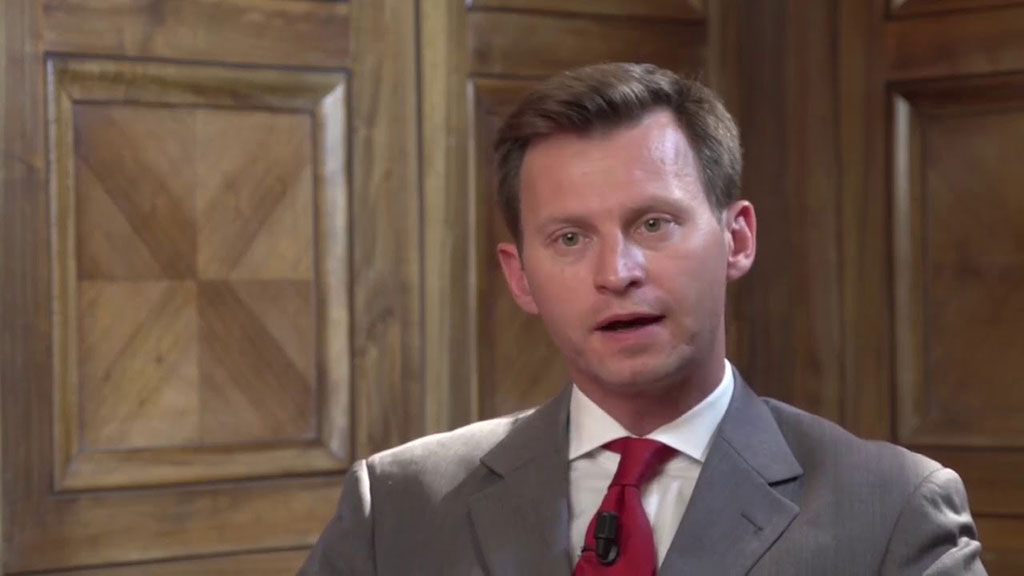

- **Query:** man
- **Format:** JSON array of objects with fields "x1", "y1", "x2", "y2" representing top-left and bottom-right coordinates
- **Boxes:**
[{"x1": 300, "y1": 63, "x2": 985, "y2": 575}]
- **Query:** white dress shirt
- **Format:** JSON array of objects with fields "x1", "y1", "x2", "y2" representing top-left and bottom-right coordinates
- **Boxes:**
[{"x1": 568, "y1": 361, "x2": 734, "y2": 567}]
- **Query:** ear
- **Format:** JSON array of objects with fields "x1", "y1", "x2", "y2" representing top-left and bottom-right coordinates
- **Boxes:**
[
  {"x1": 497, "y1": 242, "x2": 540, "y2": 314},
  {"x1": 723, "y1": 201, "x2": 756, "y2": 281}
]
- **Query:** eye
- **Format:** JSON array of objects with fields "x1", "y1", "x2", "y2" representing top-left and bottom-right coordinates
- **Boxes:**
[
  {"x1": 642, "y1": 217, "x2": 665, "y2": 233},
  {"x1": 558, "y1": 232, "x2": 582, "y2": 247}
]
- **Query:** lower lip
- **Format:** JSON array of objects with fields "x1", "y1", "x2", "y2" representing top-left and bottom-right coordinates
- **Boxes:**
[{"x1": 596, "y1": 321, "x2": 665, "y2": 347}]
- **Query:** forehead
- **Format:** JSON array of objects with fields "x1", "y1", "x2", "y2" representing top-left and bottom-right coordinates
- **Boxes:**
[{"x1": 518, "y1": 109, "x2": 701, "y2": 211}]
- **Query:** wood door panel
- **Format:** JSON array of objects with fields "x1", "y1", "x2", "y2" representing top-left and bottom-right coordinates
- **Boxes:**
[
  {"x1": 924, "y1": 449, "x2": 1024, "y2": 514},
  {"x1": 41, "y1": 0, "x2": 351, "y2": 69},
  {"x1": 891, "y1": 76, "x2": 1024, "y2": 448},
  {"x1": 8, "y1": 479, "x2": 340, "y2": 572},
  {"x1": 7, "y1": 0, "x2": 426, "y2": 573},
  {"x1": 194, "y1": 109, "x2": 314, "y2": 281},
  {"x1": 43, "y1": 549, "x2": 309, "y2": 576},
  {"x1": 75, "y1": 104, "x2": 198, "y2": 279},
  {"x1": 471, "y1": 79, "x2": 567, "y2": 419},
  {"x1": 471, "y1": 0, "x2": 704, "y2": 19},
  {"x1": 976, "y1": 517, "x2": 1024, "y2": 575},
  {"x1": 79, "y1": 281, "x2": 201, "y2": 450},
  {"x1": 468, "y1": 10, "x2": 705, "y2": 77},
  {"x1": 49, "y1": 57, "x2": 349, "y2": 495},
  {"x1": 889, "y1": 0, "x2": 1024, "y2": 18},
  {"x1": 842, "y1": 0, "x2": 1024, "y2": 571},
  {"x1": 886, "y1": 6, "x2": 1024, "y2": 80}
]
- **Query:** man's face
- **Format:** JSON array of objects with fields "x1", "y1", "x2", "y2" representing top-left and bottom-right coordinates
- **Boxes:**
[{"x1": 498, "y1": 109, "x2": 755, "y2": 396}]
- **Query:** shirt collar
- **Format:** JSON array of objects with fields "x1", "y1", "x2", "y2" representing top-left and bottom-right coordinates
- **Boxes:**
[{"x1": 568, "y1": 360, "x2": 735, "y2": 463}]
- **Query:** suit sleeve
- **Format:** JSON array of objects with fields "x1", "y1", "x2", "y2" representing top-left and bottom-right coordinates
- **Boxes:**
[
  {"x1": 298, "y1": 459, "x2": 377, "y2": 576},
  {"x1": 879, "y1": 467, "x2": 987, "y2": 575}
]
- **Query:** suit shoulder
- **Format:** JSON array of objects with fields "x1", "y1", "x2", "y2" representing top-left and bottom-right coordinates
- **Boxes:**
[
  {"x1": 366, "y1": 408, "x2": 535, "y2": 481},
  {"x1": 762, "y1": 397, "x2": 942, "y2": 488}
]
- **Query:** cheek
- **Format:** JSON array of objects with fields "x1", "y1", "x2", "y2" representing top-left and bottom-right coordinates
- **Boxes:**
[
  {"x1": 525, "y1": 262, "x2": 585, "y2": 314},
  {"x1": 534, "y1": 271, "x2": 597, "y2": 338}
]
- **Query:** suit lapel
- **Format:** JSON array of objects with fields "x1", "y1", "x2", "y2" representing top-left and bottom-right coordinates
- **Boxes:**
[
  {"x1": 660, "y1": 374, "x2": 804, "y2": 575},
  {"x1": 469, "y1": 387, "x2": 574, "y2": 576}
]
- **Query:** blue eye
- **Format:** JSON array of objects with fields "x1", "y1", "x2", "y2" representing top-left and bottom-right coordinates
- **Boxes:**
[{"x1": 559, "y1": 232, "x2": 581, "y2": 247}]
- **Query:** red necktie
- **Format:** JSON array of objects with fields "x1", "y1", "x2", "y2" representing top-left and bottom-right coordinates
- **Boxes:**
[{"x1": 574, "y1": 438, "x2": 676, "y2": 576}]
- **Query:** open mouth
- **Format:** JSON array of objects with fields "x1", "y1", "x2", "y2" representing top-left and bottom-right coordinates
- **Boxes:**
[{"x1": 597, "y1": 314, "x2": 665, "y2": 332}]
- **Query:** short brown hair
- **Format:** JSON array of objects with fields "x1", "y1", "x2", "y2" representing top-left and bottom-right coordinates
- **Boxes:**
[{"x1": 494, "y1": 62, "x2": 742, "y2": 243}]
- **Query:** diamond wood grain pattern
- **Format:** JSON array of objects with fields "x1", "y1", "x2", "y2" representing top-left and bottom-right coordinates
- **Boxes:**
[
  {"x1": 199, "y1": 280, "x2": 315, "y2": 444},
  {"x1": 75, "y1": 104, "x2": 197, "y2": 279},
  {"x1": 196, "y1": 109, "x2": 313, "y2": 280},
  {"x1": 49, "y1": 57, "x2": 349, "y2": 492},
  {"x1": 79, "y1": 281, "x2": 200, "y2": 449}
]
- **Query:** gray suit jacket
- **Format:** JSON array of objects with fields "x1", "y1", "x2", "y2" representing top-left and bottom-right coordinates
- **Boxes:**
[{"x1": 300, "y1": 374, "x2": 986, "y2": 575}]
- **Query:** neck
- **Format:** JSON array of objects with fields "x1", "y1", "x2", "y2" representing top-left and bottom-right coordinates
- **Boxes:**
[{"x1": 577, "y1": 357, "x2": 726, "y2": 437}]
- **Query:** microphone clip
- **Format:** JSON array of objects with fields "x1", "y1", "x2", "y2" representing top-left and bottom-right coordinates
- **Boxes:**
[{"x1": 593, "y1": 511, "x2": 619, "y2": 565}]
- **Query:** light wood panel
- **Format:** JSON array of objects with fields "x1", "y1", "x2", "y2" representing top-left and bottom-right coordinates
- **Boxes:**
[
  {"x1": 421, "y1": 0, "x2": 477, "y2": 431},
  {"x1": 6, "y1": 0, "x2": 412, "y2": 572},
  {"x1": 0, "y1": 0, "x2": 389, "y2": 565},
  {"x1": 44, "y1": 549, "x2": 309, "y2": 576},
  {"x1": 349, "y1": 0, "x2": 424, "y2": 456},
  {"x1": 41, "y1": 0, "x2": 350, "y2": 69},
  {"x1": 10, "y1": 479, "x2": 341, "y2": 572},
  {"x1": 75, "y1": 105, "x2": 197, "y2": 280},
  {"x1": 472, "y1": 79, "x2": 568, "y2": 418},
  {"x1": 468, "y1": 10, "x2": 705, "y2": 77},
  {"x1": 79, "y1": 281, "x2": 201, "y2": 449},
  {"x1": 49, "y1": 57, "x2": 348, "y2": 493},
  {"x1": 471, "y1": 0, "x2": 704, "y2": 19}
]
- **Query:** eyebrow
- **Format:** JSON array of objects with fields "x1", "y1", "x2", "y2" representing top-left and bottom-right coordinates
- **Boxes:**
[{"x1": 620, "y1": 197, "x2": 687, "y2": 224}]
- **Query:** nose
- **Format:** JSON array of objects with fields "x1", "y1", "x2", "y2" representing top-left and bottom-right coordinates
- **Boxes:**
[{"x1": 593, "y1": 236, "x2": 646, "y2": 294}]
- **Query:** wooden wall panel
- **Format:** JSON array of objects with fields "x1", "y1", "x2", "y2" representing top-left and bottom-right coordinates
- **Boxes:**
[
  {"x1": 49, "y1": 58, "x2": 347, "y2": 493},
  {"x1": 887, "y1": 76, "x2": 1024, "y2": 571},
  {"x1": 886, "y1": 6, "x2": 1024, "y2": 80},
  {"x1": 40, "y1": 0, "x2": 350, "y2": 69},
  {"x1": 889, "y1": 0, "x2": 1024, "y2": 18},
  {"x1": 44, "y1": 550, "x2": 310, "y2": 576},
  {"x1": 11, "y1": 479, "x2": 340, "y2": 571},
  {"x1": 725, "y1": 0, "x2": 843, "y2": 421},
  {"x1": 468, "y1": 11, "x2": 705, "y2": 78},
  {"x1": 471, "y1": 0, "x2": 704, "y2": 19},
  {"x1": 840, "y1": 0, "x2": 1024, "y2": 571},
  {"x1": 349, "y1": 0, "x2": 424, "y2": 457},
  {"x1": 471, "y1": 79, "x2": 569, "y2": 419},
  {"x1": 892, "y1": 77, "x2": 1024, "y2": 448},
  {"x1": 3, "y1": 0, "x2": 422, "y2": 572},
  {"x1": 421, "y1": 0, "x2": 477, "y2": 431}
]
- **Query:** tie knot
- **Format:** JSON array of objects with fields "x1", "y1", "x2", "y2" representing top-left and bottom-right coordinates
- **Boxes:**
[{"x1": 604, "y1": 437, "x2": 675, "y2": 487}]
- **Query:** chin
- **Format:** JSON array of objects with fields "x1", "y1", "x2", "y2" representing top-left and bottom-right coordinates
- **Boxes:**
[{"x1": 592, "y1": 362, "x2": 684, "y2": 395}]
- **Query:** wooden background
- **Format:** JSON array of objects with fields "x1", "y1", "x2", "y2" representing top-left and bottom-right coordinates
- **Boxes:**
[{"x1": 1, "y1": 0, "x2": 1022, "y2": 573}]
